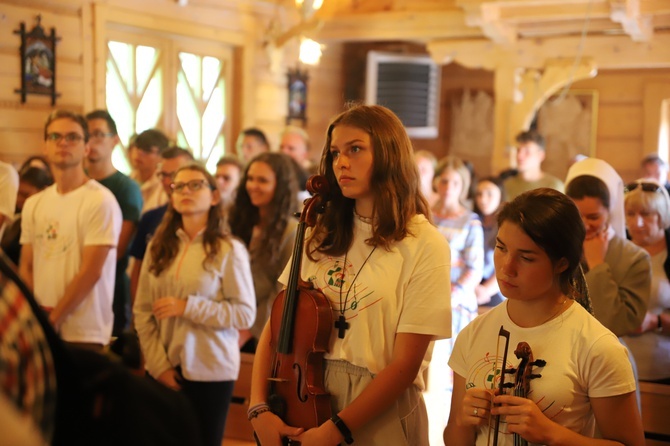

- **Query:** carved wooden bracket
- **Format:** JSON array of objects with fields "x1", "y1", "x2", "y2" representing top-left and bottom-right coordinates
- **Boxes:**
[{"x1": 511, "y1": 58, "x2": 598, "y2": 132}]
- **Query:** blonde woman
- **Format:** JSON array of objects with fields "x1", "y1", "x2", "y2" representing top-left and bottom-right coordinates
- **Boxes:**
[{"x1": 623, "y1": 179, "x2": 670, "y2": 383}]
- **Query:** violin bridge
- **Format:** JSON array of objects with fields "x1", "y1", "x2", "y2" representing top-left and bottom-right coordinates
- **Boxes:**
[{"x1": 267, "y1": 377, "x2": 290, "y2": 383}]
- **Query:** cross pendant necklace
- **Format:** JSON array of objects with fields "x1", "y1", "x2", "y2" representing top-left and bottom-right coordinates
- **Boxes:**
[
  {"x1": 336, "y1": 246, "x2": 377, "y2": 339},
  {"x1": 335, "y1": 315, "x2": 350, "y2": 338}
]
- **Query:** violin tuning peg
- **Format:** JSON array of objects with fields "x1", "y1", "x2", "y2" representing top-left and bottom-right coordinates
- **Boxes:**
[
  {"x1": 504, "y1": 367, "x2": 517, "y2": 374},
  {"x1": 532, "y1": 359, "x2": 547, "y2": 367},
  {"x1": 529, "y1": 373, "x2": 542, "y2": 380},
  {"x1": 502, "y1": 383, "x2": 514, "y2": 388}
]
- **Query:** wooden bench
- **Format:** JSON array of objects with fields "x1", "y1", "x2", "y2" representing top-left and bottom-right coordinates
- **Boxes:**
[
  {"x1": 640, "y1": 381, "x2": 670, "y2": 444},
  {"x1": 224, "y1": 352, "x2": 256, "y2": 442}
]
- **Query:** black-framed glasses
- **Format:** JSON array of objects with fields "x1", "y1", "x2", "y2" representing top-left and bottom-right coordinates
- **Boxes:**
[
  {"x1": 171, "y1": 179, "x2": 213, "y2": 193},
  {"x1": 46, "y1": 132, "x2": 84, "y2": 143},
  {"x1": 625, "y1": 182, "x2": 663, "y2": 193},
  {"x1": 89, "y1": 131, "x2": 115, "y2": 140}
]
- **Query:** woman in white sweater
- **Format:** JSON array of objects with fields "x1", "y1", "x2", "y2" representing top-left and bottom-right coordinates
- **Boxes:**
[{"x1": 134, "y1": 163, "x2": 255, "y2": 446}]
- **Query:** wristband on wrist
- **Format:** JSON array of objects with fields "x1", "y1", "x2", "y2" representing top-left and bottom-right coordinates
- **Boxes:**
[
  {"x1": 247, "y1": 403, "x2": 270, "y2": 421},
  {"x1": 330, "y1": 414, "x2": 354, "y2": 444}
]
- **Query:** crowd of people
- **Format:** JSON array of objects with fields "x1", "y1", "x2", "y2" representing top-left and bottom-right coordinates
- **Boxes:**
[{"x1": 0, "y1": 104, "x2": 666, "y2": 446}]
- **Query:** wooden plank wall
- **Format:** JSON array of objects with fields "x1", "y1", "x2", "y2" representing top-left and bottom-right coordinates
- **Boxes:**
[
  {"x1": 0, "y1": 0, "x2": 344, "y2": 169},
  {"x1": 0, "y1": 0, "x2": 668, "y2": 183},
  {"x1": 0, "y1": 1, "x2": 85, "y2": 164},
  {"x1": 572, "y1": 68, "x2": 670, "y2": 183}
]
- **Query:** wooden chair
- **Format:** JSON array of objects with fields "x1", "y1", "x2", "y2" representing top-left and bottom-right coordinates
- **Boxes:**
[{"x1": 640, "y1": 381, "x2": 670, "y2": 445}]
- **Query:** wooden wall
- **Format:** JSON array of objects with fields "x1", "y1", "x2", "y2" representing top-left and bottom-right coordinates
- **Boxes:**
[
  {"x1": 1, "y1": 0, "x2": 668, "y2": 183},
  {"x1": 0, "y1": 0, "x2": 344, "y2": 168},
  {"x1": 572, "y1": 68, "x2": 670, "y2": 183},
  {"x1": 342, "y1": 40, "x2": 670, "y2": 183}
]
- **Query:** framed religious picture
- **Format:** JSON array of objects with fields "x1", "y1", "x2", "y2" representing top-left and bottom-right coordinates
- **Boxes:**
[
  {"x1": 14, "y1": 15, "x2": 60, "y2": 105},
  {"x1": 534, "y1": 89, "x2": 599, "y2": 181},
  {"x1": 287, "y1": 68, "x2": 308, "y2": 124}
]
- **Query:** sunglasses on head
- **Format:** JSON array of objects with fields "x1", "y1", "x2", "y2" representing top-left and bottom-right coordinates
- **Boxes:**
[{"x1": 624, "y1": 182, "x2": 663, "y2": 193}]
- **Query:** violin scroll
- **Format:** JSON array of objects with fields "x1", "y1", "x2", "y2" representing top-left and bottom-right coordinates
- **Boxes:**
[{"x1": 301, "y1": 175, "x2": 330, "y2": 227}]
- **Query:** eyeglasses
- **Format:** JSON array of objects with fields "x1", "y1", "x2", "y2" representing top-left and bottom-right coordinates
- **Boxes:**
[
  {"x1": 89, "y1": 131, "x2": 115, "y2": 140},
  {"x1": 625, "y1": 182, "x2": 663, "y2": 193},
  {"x1": 171, "y1": 179, "x2": 213, "y2": 193},
  {"x1": 46, "y1": 132, "x2": 84, "y2": 143}
]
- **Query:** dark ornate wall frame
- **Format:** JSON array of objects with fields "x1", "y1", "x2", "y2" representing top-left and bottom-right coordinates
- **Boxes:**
[
  {"x1": 287, "y1": 68, "x2": 308, "y2": 125},
  {"x1": 14, "y1": 15, "x2": 61, "y2": 105}
]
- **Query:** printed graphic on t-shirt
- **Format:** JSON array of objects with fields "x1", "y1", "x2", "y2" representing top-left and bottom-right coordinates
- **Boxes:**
[
  {"x1": 36, "y1": 220, "x2": 73, "y2": 258},
  {"x1": 310, "y1": 256, "x2": 383, "y2": 319}
]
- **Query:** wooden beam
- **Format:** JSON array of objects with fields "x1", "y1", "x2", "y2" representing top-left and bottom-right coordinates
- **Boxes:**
[
  {"x1": 310, "y1": 10, "x2": 482, "y2": 42},
  {"x1": 462, "y1": 2, "x2": 518, "y2": 45},
  {"x1": 610, "y1": 0, "x2": 653, "y2": 42},
  {"x1": 428, "y1": 32, "x2": 670, "y2": 69}
]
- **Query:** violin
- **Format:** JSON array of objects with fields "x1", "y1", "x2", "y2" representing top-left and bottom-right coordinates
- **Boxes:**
[
  {"x1": 260, "y1": 175, "x2": 333, "y2": 446},
  {"x1": 490, "y1": 326, "x2": 546, "y2": 446}
]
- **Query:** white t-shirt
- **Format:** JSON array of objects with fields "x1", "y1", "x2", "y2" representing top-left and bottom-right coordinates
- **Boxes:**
[
  {"x1": 0, "y1": 161, "x2": 18, "y2": 239},
  {"x1": 449, "y1": 301, "x2": 636, "y2": 446},
  {"x1": 21, "y1": 180, "x2": 122, "y2": 344},
  {"x1": 279, "y1": 214, "x2": 452, "y2": 390}
]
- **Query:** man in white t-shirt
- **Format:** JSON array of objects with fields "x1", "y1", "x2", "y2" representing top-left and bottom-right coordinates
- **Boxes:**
[
  {"x1": 0, "y1": 161, "x2": 18, "y2": 240},
  {"x1": 19, "y1": 110, "x2": 122, "y2": 347}
]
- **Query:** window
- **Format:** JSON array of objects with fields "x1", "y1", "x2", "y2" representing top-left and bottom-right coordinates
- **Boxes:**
[
  {"x1": 105, "y1": 31, "x2": 232, "y2": 174},
  {"x1": 107, "y1": 40, "x2": 163, "y2": 173},
  {"x1": 176, "y1": 52, "x2": 227, "y2": 173}
]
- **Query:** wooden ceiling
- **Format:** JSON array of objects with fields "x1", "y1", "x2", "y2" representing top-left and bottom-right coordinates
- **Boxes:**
[{"x1": 302, "y1": 0, "x2": 670, "y2": 44}]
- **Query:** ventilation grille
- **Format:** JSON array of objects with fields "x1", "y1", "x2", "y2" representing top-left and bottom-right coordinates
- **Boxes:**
[{"x1": 365, "y1": 51, "x2": 440, "y2": 139}]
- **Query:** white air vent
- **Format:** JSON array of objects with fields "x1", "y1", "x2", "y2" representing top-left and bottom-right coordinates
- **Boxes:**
[{"x1": 365, "y1": 51, "x2": 440, "y2": 139}]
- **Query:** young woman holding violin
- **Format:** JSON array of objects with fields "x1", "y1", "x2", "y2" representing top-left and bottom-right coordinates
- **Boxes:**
[
  {"x1": 133, "y1": 163, "x2": 256, "y2": 446},
  {"x1": 248, "y1": 104, "x2": 452, "y2": 446},
  {"x1": 444, "y1": 188, "x2": 645, "y2": 446}
]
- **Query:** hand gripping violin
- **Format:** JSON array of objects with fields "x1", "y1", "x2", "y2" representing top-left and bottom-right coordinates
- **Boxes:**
[
  {"x1": 257, "y1": 175, "x2": 333, "y2": 446},
  {"x1": 490, "y1": 327, "x2": 546, "y2": 446}
]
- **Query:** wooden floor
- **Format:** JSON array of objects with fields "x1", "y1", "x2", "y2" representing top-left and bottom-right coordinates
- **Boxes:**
[
  {"x1": 222, "y1": 439, "x2": 255, "y2": 446},
  {"x1": 221, "y1": 436, "x2": 668, "y2": 446}
]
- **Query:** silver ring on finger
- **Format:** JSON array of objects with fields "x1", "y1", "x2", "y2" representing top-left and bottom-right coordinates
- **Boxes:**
[{"x1": 473, "y1": 407, "x2": 479, "y2": 416}]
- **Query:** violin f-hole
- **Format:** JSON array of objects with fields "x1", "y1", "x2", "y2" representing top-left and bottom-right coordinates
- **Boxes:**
[{"x1": 293, "y1": 363, "x2": 308, "y2": 403}]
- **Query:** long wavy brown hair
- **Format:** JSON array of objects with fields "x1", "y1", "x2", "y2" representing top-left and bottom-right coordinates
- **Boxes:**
[
  {"x1": 149, "y1": 163, "x2": 228, "y2": 276},
  {"x1": 228, "y1": 152, "x2": 298, "y2": 263},
  {"x1": 307, "y1": 104, "x2": 430, "y2": 259}
]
